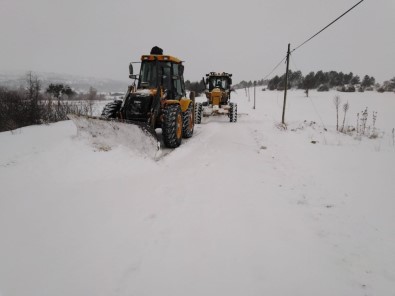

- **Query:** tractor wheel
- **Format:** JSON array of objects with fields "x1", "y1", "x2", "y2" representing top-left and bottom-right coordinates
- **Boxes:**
[
  {"x1": 195, "y1": 102, "x2": 203, "y2": 124},
  {"x1": 101, "y1": 100, "x2": 122, "y2": 118},
  {"x1": 229, "y1": 102, "x2": 237, "y2": 122},
  {"x1": 162, "y1": 104, "x2": 183, "y2": 148},
  {"x1": 182, "y1": 102, "x2": 194, "y2": 138}
]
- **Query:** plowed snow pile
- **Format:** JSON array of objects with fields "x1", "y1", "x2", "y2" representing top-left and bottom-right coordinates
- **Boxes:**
[
  {"x1": 68, "y1": 114, "x2": 159, "y2": 158},
  {"x1": 1, "y1": 90, "x2": 395, "y2": 296}
]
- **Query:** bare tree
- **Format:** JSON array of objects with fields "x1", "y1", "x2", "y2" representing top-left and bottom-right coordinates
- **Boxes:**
[
  {"x1": 26, "y1": 72, "x2": 42, "y2": 124},
  {"x1": 0, "y1": 76, "x2": 93, "y2": 132},
  {"x1": 87, "y1": 86, "x2": 97, "y2": 116},
  {"x1": 333, "y1": 95, "x2": 341, "y2": 131},
  {"x1": 340, "y1": 101, "x2": 349, "y2": 132},
  {"x1": 360, "y1": 107, "x2": 368, "y2": 135}
]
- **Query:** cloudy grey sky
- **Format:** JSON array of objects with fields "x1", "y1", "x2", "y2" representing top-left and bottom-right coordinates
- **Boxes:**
[{"x1": 0, "y1": 0, "x2": 394, "y2": 83}]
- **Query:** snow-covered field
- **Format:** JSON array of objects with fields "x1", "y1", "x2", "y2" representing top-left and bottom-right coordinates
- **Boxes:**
[{"x1": 1, "y1": 89, "x2": 395, "y2": 296}]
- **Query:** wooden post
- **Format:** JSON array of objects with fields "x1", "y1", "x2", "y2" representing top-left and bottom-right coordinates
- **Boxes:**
[{"x1": 282, "y1": 43, "x2": 291, "y2": 124}]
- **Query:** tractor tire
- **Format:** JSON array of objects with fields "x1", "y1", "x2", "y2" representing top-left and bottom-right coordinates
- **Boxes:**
[
  {"x1": 101, "y1": 100, "x2": 122, "y2": 118},
  {"x1": 182, "y1": 102, "x2": 194, "y2": 138},
  {"x1": 229, "y1": 102, "x2": 237, "y2": 122},
  {"x1": 162, "y1": 104, "x2": 183, "y2": 148},
  {"x1": 195, "y1": 102, "x2": 203, "y2": 124}
]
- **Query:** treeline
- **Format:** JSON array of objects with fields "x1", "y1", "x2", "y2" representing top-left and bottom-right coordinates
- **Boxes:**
[
  {"x1": 234, "y1": 70, "x2": 395, "y2": 93},
  {"x1": 185, "y1": 79, "x2": 206, "y2": 96},
  {"x1": 0, "y1": 73, "x2": 104, "y2": 132},
  {"x1": 234, "y1": 79, "x2": 269, "y2": 89},
  {"x1": 266, "y1": 70, "x2": 377, "y2": 91}
]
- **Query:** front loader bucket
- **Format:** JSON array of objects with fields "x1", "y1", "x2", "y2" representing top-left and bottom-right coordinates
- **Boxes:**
[{"x1": 67, "y1": 114, "x2": 160, "y2": 158}]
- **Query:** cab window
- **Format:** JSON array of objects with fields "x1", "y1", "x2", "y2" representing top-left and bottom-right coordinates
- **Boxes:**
[
  {"x1": 172, "y1": 63, "x2": 183, "y2": 99},
  {"x1": 139, "y1": 61, "x2": 157, "y2": 88},
  {"x1": 161, "y1": 62, "x2": 172, "y2": 91}
]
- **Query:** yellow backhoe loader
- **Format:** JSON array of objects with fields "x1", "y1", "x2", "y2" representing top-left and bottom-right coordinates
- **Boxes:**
[{"x1": 68, "y1": 47, "x2": 195, "y2": 154}]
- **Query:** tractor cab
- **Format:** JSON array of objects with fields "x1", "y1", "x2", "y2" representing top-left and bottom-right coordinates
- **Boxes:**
[
  {"x1": 130, "y1": 54, "x2": 186, "y2": 101},
  {"x1": 206, "y1": 72, "x2": 232, "y2": 92}
]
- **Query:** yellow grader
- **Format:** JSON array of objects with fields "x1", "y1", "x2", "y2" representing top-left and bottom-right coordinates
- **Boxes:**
[{"x1": 195, "y1": 72, "x2": 237, "y2": 123}]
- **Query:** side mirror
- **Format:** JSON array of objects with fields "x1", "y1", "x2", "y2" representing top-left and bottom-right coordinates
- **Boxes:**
[{"x1": 129, "y1": 63, "x2": 133, "y2": 76}]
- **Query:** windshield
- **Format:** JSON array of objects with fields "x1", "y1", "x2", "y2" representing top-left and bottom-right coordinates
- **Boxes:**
[
  {"x1": 139, "y1": 61, "x2": 157, "y2": 88},
  {"x1": 138, "y1": 61, "x2": 173, "y2": 90},
  {"x1": 208, "y1": 77, "x2": 228, "y2": 91}
]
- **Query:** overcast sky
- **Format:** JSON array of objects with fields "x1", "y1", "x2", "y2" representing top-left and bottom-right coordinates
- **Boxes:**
[{"x1": 0, "y1": 0, "x2": 394, "y2": 83}]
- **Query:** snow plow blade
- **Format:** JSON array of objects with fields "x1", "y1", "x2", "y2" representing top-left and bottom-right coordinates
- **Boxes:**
[{"x1": 67, "y1": 114, "x2": 160, "y2": 157}]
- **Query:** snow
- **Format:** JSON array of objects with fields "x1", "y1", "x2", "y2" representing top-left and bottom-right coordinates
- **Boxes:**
[
  {"x1": 135, "y1": 89, "x2": 152, "y2": 95},
  {"x1": 67, "y1": 114, "x2": 159, "y2": 158},
  {"x1": 1, "y1": 89, "x2": 395, "y2": 296}
]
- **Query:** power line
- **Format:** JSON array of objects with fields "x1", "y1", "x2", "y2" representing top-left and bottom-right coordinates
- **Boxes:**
[
  {"x1": 261, "y1": 1, "x2": 364, "y2": 86},
  {"x1": 290, "y1": 53, "x2": 299, "y2": 72},
  {"x1": 262, "y1": 55, "x2": 287, "y2": 81},
  {"x1": 291, "y1": 0, "x2": 365, "y2": 53}
]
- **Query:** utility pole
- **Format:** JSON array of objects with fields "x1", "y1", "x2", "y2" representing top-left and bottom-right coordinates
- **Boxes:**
[
  {"x1": 253, "y1": 81, "x2": 256, "y2": 109},
  {"x1": 282, "y1": 43, "x2": 291, "y2": 125}
]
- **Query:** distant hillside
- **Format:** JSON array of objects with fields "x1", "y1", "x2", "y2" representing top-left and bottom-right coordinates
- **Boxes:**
[{"x1": 0, "y1": 71, "x2": 129, "y2": 93}]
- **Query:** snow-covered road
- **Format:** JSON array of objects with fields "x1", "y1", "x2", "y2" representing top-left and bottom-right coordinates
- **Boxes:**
[{"x1": 1, "y1": 90, "x2": 395, "y2": 296}]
